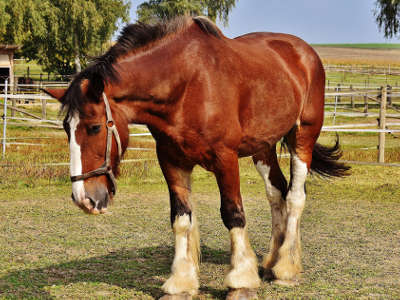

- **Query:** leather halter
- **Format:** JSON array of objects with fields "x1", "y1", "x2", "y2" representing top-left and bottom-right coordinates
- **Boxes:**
[{"x1": 70, "y1": 93, "x2": 122, "y2": 195}]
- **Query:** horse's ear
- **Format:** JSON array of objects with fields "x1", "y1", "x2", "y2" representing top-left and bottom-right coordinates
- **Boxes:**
[{"x1": 42, "y1": 88, "x2": 67, "y2": 103}]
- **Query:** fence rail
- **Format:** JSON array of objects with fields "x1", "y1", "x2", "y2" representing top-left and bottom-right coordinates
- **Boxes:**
[
  {"x1": 1, "y1": 84, "x2": 399, "y2": 164},
  {"x1": 324, "y1": 64, "x2": 400, "y2": 76}
]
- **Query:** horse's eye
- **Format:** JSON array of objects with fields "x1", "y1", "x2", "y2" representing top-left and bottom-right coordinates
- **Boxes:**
[{"x1": 88, "y1": 125, "x2": 101, "y2": 135}]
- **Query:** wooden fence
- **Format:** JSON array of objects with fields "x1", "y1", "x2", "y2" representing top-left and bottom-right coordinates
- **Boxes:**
[
  {"x1": 1, "y1": 82, "x2": 400, "y2": 165},
  {"x1": 324, "y1": 64, "x2": 400, "y2": 76},
  {"x1": 322, "y1": 86, "x2": 400, "y2": 163}
]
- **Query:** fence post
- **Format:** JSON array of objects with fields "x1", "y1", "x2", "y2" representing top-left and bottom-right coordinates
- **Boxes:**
[
  {"x1": 13, "y1": 75, "x2": 17, "y2": 93},
  {"x1": 333, "y1": 87, "x2": 339, "y2": 125},
  {"x1": 11, "y1": 75, "x2": 16, "y2": 117},
  {"x1": 387, "y1": 84, "x2": 392, "y2": 106},
  {"x1": 378, "y1": 86, "x2": 387, "y2": 163},
  {"x1": 350, "y1": 84, "x2": 355, "y2": 108},
  {"x1": 2, "y1": 79, "x2": 8, "y2": 158},
  {"x1": 40, "y1": 80, "x2": 46, "y2": 119},
  {"x1": 364, "y1": 92, "x2": 368, "y2": 115}
]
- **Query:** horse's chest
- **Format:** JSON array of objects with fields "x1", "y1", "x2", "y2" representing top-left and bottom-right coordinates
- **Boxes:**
[{"x1": 154, "y1": 128, "x2": 215, "y2": 166}]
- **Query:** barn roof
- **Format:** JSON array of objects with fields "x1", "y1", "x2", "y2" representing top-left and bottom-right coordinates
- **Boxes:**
[{"x1": 0, "y1": 45, "x2": 20, "y2": 52}]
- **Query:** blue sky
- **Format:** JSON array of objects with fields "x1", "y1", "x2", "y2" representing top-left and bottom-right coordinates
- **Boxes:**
[{"x1": 125, "y1": 0, "x2": 399, "y2": 44}]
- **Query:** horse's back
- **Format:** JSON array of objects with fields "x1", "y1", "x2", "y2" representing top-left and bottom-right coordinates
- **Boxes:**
[
  {"x1": 222, "y1": 32, "x2": 325, "y2": 155},
  {"x1": 233, "y1": 31, "x2": 323, "y2": 87}
]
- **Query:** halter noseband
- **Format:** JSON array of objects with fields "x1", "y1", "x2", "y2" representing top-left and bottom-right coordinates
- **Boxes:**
[{"x1": 70, "y1": 93, "x2": 122, "y2": 195}]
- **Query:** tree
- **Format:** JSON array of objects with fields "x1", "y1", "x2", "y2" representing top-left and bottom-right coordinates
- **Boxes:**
[
  {"x1": 136, "y1": 0, "x2": 237, "y2": 25},
  {"x1": 374, "y1": 0, "x2": 400, "y2": 38},
  {"x1": 0, "y1": 0, "x2": 130, "y2": 75},
  {"x1": 0, "y1": 1, "x2": 11, "y2": 39},
  {"x1": 0, "y1": 0, "x2": 47, "y2": 47}
]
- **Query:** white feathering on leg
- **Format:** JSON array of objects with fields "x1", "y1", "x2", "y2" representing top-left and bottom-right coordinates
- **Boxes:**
[
  {"x1": 162, "y1": 214, "x2": 200, "y2": 295},
  {"x1": 224, "y1": 227, "x2": 260, "y2": 289}
]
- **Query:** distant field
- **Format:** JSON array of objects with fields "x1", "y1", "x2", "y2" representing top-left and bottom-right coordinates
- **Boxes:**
[
  {"x1": 313, "y1": 45, "x2": 400, "y2": 66},
  {"x1": 13, "y1": 59, "x2": 67, "y2": 81},
  {"x1": 313, "y1": 43, "x2": 400, "y2": 49}
]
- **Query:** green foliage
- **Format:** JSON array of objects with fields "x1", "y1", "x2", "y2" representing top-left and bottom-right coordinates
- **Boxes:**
[
  {"x1": 374, "y1": 0, "x2": 400, "y2": 38},
  {"x1": 0, "y1": 1, "x2": 11, "y2": 39},
  {"x1": 0, "y1": 0, "x2": 47, "y2": 45},
  {"x1": 137, "y1": 0, "x2": 237, "y2": 25},
  {"x1": 0, "y1": 0, "x2": 130, "y2": 75}
]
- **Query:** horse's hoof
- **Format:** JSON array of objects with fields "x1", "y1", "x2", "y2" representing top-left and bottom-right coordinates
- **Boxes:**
[
  {"x1": 261, "y1": 268, "x2": 275, "y2": 281},
  {"x1": 159, "y1": 293, "x2": 192, "y2": 300},
  {"x1": 226, "y1": 288, "x2": 258, "y2": 300},
  {"x1": 272, "y1": 279, "x2": 299, "y2": 287}
]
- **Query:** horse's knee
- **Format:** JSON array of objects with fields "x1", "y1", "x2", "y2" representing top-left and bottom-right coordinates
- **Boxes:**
[
  {"x1": 169, "y1": 188, "x2": 192, "y2": 226},
  {"x1": 220, "y1": 198, "x2": 246, "y2": 230}
]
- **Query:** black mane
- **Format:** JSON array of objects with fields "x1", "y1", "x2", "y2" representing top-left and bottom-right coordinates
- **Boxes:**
[{"x1": 61, "y1": 16, "x2": 221, "y2": 116}]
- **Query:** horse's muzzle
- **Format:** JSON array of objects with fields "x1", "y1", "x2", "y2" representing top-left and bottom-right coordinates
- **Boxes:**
[{"x1": 71, "y1": 187, "x2": 109, "y2": 215}]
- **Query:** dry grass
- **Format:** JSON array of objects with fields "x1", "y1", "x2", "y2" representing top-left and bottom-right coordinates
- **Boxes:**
[
  {"x1": 0, "y1": 115, "x2": 399, "y2": 299},
  {"x1": 313, "y1": 46, "x2": 400, "y2": 66},
  {"x1": 0, "y1": 161, "x2": 399, "y2": 299}
]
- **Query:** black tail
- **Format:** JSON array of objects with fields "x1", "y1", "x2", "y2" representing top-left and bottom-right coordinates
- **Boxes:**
[{"x1": 310, "y1": 137, "x2": 350, "y2": 178}]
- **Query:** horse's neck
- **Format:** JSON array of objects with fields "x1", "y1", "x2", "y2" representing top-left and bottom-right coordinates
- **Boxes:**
[{"x1": 111, "y1": 41, "x2": 192, "y2": 131}]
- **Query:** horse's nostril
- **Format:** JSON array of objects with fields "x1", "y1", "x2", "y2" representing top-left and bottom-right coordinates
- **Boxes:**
[
  {"x1": 87, "y1": 197, "x2": 97, "y2": 208},
  {"x1": 96, "y1": 199, "x2": 103, "y2": 210}
]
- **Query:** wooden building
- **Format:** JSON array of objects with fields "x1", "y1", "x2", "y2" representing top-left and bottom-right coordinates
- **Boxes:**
[{"x1": 0, "y1": 44, "x2": 20, "y2": 90}]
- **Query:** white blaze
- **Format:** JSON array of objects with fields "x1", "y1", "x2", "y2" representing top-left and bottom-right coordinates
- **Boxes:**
[{"x1": 69, "y1": 112, "x2": 85, "y2": 202}]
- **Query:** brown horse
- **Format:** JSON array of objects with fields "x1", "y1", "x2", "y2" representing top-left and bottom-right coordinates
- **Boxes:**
[{"x1": 45, "y1": 16, "x2": 349, "y2": 299}]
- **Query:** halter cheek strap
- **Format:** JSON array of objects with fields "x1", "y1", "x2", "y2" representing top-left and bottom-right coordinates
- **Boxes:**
[{"x1": 70, "y1": 92, "x2": 122, "y2": 195}]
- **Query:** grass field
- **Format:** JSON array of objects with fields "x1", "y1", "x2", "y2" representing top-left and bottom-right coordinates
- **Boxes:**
[
  {"x1": 13, "y1": 60, "x2": 66, "y2": 81},
  {"x1": 1, "y1": 108, "x2": 400, "y2": 299},
  {"x1": 325, "y1": 71, "x2": 400, "y2": 87},
  {"x1": 0, "y1": 151, "x2": 399, "y2": 299},
  {"x1": 313, "y1": 46, "x2": 400, "y2": 66}
]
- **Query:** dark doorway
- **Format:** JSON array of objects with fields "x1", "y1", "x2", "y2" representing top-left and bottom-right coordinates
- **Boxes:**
[{"x1": 0, "y1": 67, "x2": 10, "y2": 92}]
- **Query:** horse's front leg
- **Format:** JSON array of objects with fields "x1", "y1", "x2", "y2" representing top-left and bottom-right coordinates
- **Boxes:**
[
  {"x1": 158, "y1": 156, "x2": 200, "y2": 298},
  {"x1": 214, "y1": 150, "x2": 260, "y2": 300}
]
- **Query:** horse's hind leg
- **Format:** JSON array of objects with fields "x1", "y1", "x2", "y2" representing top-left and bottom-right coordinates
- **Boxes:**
[
  {"x1": 252, "y1": 145, "x2": 288, "y2": 280},
  {"x1": 157, "y1": 155, "x2": 200, "y2": 297},
  {"x1": 271, "y1": 123, "x2": 320, "y2": 285}
]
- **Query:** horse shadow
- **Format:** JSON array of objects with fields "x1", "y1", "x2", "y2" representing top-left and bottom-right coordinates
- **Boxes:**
[{"x1": 0, "y1": 245, "x2": 231, "y2": 299}]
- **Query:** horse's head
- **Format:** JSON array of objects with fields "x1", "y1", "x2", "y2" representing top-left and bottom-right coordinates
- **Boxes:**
[{"x1": 45, "y1": 81, "x2": 129, "y2": 214}]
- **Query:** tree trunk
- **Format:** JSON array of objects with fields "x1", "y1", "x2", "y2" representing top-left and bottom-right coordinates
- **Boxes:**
[{"x1": 75, "y1": 54, "x2": 81, "y2": 73}]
